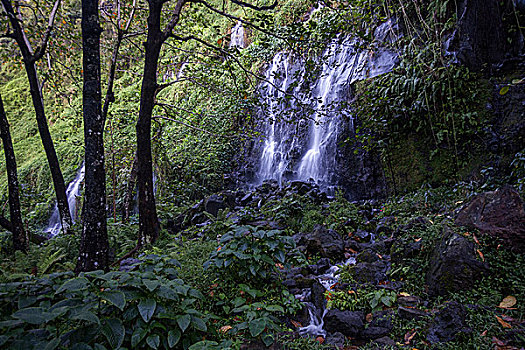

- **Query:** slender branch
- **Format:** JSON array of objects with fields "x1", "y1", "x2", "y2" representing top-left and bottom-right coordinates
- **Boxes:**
[
  {"x1": 191, "y1": 0, "x2": 287, "y2": 41},
  {"x1": 153, "y1": 114, "x2": 227, "y2": 137},
  {"x1": 161, "y1": 0, "x2": 187, "y2": 40},
  {"x1": 33, "y1": 0, "x2": 61, "y2": 62},
  {"x1": 230, "y1": 0, "x2": 277, "y2": 11}
]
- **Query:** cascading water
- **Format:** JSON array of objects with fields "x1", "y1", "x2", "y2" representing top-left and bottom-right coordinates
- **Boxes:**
[
  {"x1": 44, "y1": 163, "x2": 85, "y2": 237},
  {"x1": 249, "y1": 20, "x2": 399, "y2": 192},
  {"x1": 230, "y1": 21, "x2": 246, "y2": 48}
]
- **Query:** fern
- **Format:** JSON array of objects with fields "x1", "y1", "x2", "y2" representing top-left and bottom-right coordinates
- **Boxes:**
[{"x1": 38, "y1": 247, "x2": 66, "y2": 275}]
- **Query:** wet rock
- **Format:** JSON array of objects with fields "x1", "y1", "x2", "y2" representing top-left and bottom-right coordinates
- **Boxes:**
[
  {"x1": 325, "y1": 332, "x2": 345, "y2": 349},
  {"x1": 308, "y1": 258, "x2": 331, "y2": 275},
  {"x1": 455, "y1": 186, "x2": 525, "y2": 253},
  {"x1": 240, "y1": 192, "x2": 253, "y2": 206},
  {"x1": 390, "y1": 239, "x2": 422, "y2": 263},
  {"x1": 311, "y1": 280, "x2": 327, "y2": 311},
  {"x1": 398, "y1": 306, "x2": 428, "y2": 321},
  {"x1": 356, "y1": 249, "x2": 380, "y2": 263},
  {"x1": 204, "y1": 194, "x2": 227, "y2": 216},
  {"x1": 354, "y1": 229, "x2": 372, "y2": 242},
  {"x1": 362, "y1": 311, "x2": 394, "y2": 340},
  {"x1": 398, "y1": 295, "x2": 424, "y2": 308},
  {"x1": 323, "y1": 310, "x2": 364, "y2": 337},
  {"x1": 427, "y1": 301, "x2": 470, "y2": 343},
  {"x1": 294, "y1": 225, "x2": 345, "y2": 260},
  {"x1": 426, "y1": 227, "x2": 488, "y2": 297},
  {"x1": 349, "y1": 260, "x2": 389, "y2": 284}
]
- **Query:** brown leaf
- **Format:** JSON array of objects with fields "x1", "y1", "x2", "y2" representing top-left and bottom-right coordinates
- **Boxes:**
[
  {"x1": 477, "y1": 249, "x2": 485, "y2": 261},
  {"x1": 473, "y1": 234, "x2": 480, "y2": 245},
  {"x1": 480, "y1": 330, "x2": 488, "y2": 337},
  {"x1": 219, "y1": 325, "x2": 232, "y2": 333},
  {"x1": 404, "y1": 329, "x2": 417, "y2": 344},
  {"x1": 315, "y1": 336, "x2": 324, "y2": 344},
  {"x1": 492, "y1": 337, "x2": 506, "y2": 346},
  {"x1": 366, "y1": 313, "x2": 373, "y2": 323},
  {"x1": 496, "y1": 316, "x2": 512, "y2": 328},
  {"x1": 499, "y1": 296, "x2": 517, "y2": 309},
  {"x1": 290, "y1": 320, "x2": 302, "y2": 328}
]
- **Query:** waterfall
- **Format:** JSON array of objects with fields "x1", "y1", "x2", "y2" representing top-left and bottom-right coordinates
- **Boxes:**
[
  {"x1": 44, "y1": 163, "x2": 85, "y2": 237},
  {"x1": 250, "y1": 20, "x2": 398, "y2": 191},
  {"x1": 230, "y1": 21, "x2": 246, "y2": 48}
]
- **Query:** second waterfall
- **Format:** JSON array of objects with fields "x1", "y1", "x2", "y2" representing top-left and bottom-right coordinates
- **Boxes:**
[{"x1": 247, "y1": 22, "x2": 398, "y2": 194}]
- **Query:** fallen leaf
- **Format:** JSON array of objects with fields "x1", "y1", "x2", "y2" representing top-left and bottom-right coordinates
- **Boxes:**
[
  {"x1": 366, "y1": 313, "x2": 373, "y2": 322},
  {"x1": 290, "y1": 320, "x2": 302, "y2": 328},
  {"x1": 492, "y1": 336, "x2": 506, "y2": 346},
  {"x1": 376, "y1": 253, "x2": 383, "y2": 259},
  {"x1": 477, "y1": 249, "x2": 485, "y2": 261},
  {"x1": 473, "y1": 234, "x2": 480, "y2": 245},
  {"x1": 399, "y1": 292, "x2": 411, "y2": 297},
  {"x1": 348, "y1": 248, "x2": 357, "y2": 254},
  {"x1": 499, "y1": 296, "x2": 517, "y2": 309},
  {"x1": 415, "y1": 238, "x2": 422, "y2": 242},
  {"x1": 404, "y1": 329, "x2": 417, "y2": 344},
  {"x1": 496, "y1": 316, "x2": 512, "y2": 328},
  {"x1": 275, "y1": 263, "x2": 284, "y2": 269},
  {"x1": 480, "y1": 330, "x2": 488, "y2": 337},
  {"x1": 219, "y1": 325, "x2": 232, "y2": 333},
  {"x1": 500, "y1": 86, "x2": 510, "y2": 95},
  {"x1": 315, "y1": 336, "x2": 324, "y2": 344}
]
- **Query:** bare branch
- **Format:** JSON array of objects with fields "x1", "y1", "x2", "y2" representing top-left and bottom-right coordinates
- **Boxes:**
[
  {"x1": 230, "y1": 0, "x2": 277, "y2": 11},
  {"x1": 161, "y1": 0, "x2": 187, "y2": 40},
  {"x1": 33, "y1": 0, "x2": 61, "y2": 62},
  {"x1": 191, "y1": 0, "x2": 287, "y2": 41}
]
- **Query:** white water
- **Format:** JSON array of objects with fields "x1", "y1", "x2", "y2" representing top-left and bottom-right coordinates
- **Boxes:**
[
  {"x1": 230, "y1": 21, "x2": 246, "y2": 48},
  {"x1": 252, "y1": 20, "x2": 399, "y2": 190},
  {"x1": 298, "y1": 257, "x2": 356, "y2": 337},
  {"x1": 44, "y1": 163, "x2": 85, "y2": 237}
]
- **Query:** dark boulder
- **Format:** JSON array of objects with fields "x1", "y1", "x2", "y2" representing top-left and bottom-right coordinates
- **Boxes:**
[
  {"x1": 427, "y1": 302, "x2": 470, "y2": 343},
  {"x1": 325, "y1": 332, "x2": 345, "y2": 349},
  {"x1": 426, "y1": 227, "x2": 488, "y2": 297},
  {"x1": 323, "y1": 310, "x2": 364, "y2": 338},
  {"x1": 398, "y1": 306, "x2": 428, "y2": 321},
  {"x1": 349, "y1": 260, "x2": 389, "y2": 284},
  {"x1": 204, "y1": 194, "x2": 227, "y2": 216},
  {"x1": 390, "y1": 239, "x2": 422, "y2": 263},
  {"x1": 294, "y1": 225, "x2": 345, "y2": 260},
  {"x1": 362, "y1": 311, "x2": 394, "y2": 340},
  {"x1": 356, "y1": 249, "x2": 380, "y2": 263},
  {"x1": 311, "y1": 280, "x2": 327, "y2": 311},
  {"x1": 455, "y1": 186, "x2": 525, "y2": 253}
]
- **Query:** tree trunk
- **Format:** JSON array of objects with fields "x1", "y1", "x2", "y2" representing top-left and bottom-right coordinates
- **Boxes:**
[
  {"x1": 0, "y1": 94, "x2": 28, "y2": 252},
  {"x1": 136, "y1": 0, "x2": 163, "y2": 246},
  {"x1": 122, "y1": 154, "x2": 138, "y2": 222},
  {"x1": 1, "y1": 0, "x2": 72, "y2": 233},
  {"x1": 75, "y1": 0, "x2": 109, "y2": 272}
]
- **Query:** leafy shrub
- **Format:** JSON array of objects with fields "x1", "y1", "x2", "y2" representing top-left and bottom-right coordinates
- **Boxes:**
[{"x1": 0, "y1": 256, "x2": 208, "y2": 349}]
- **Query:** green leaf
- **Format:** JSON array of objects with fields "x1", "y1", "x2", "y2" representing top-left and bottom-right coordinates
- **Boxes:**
[
  {"x1": 146, "y1": 334, "x2": 160, "y2": 349},
  {"x1": 168, "y1": 329, "x2": 181, "y2": 348},
  {"x1": 265, "y1": 305, "x2": 284, "y2": 313},
  {"x1": 500, "y1": 86, "x2": 510, "y2": 95},
  {"x1": 177, "y1": 314, "x2": 191, "y2": 332},
  {"x1": 71, "y1": 310, "x2": 100, "y2": 325},
  {"x1": 262, "y1": 333, "x2": 274, "y2": 347},
  {"x1": 43, "y1": 338, "x2": 62, "y2": 350},
  {"x1": 131, "y1": 328, "x2": 147, "y2": 348},
  {"x1": 18, "y1": 295, "x2": 37, "y2": 309},
  {"x1": 191, "y1": 316, "x2": 207, "y2": 332},
  {"x1": 188, "y1": 341, "x2": 219, "y2": 350},
  {"x1": 188, "y1": 289, "x2": 204, "y2": 299},
  {"x1": 56, "y1": 277, "x2": 89, "y2": 294},
  {"x1": 101, "y1": 318, "x2": 125, "y2": 349},
  {"x1": 249, "y1": 318, "x2": 266, "y2": 337},
  {"x1": 138, "y1": 298, "x2": 157, "y2": 323},
  {"x1": 143, "y1": 279, "x2": 160, "y2": 292},
  {"x1": 12, "y1": 307, "x2": 47, "y2": 324},
  {"x1": 101, "y1": 291, "x2": 126, "y2": 311}
]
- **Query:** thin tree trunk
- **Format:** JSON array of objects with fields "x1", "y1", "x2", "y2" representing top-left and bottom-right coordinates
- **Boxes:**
[
  {"x1": 136, "y1": 1, "x2": 163, "y2": 246},
  {"x1": 123, "y1": 154, "x2": 138, "y2": 222},
  {"x1": 1, "y1": 0, "x2": 72, "y2": 233},
  {"x1": 75, "y1": 0, "x2": 109, "y2": 272},
  {"x1": 0, "y1": 94, "x2": 28, "y2": 252}
]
